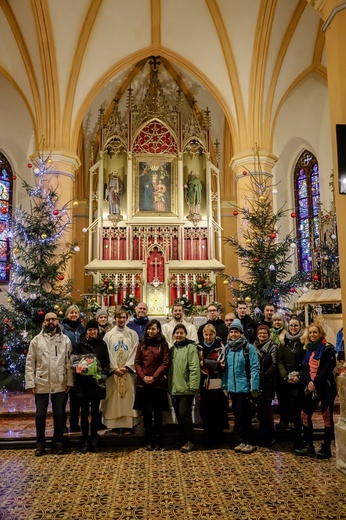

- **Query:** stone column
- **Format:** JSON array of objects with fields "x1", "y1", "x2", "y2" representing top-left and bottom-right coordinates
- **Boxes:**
[{"x1": 307, "y1": 0, "x2": 346, "y2": 475}]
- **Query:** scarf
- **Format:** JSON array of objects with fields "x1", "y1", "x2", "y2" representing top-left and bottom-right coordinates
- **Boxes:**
[
  {"x1": 271, "y1": 324, "x2": 286, "y2": 346},
  {"x1": 302, "y1": 338, "x2": 326, "y2": 365},
  {"x1": 174, "y1": 338, "x2": 191, "y2": 349},
  {"x1": 285, "y1": 329, "x2": 303, "y2": 342},
  {"x1": 63, "y1": 318, "x2": 81, "y2": 331},
  {"x1": 226, "y1": 335, "x2": 248, "y2": 352}
]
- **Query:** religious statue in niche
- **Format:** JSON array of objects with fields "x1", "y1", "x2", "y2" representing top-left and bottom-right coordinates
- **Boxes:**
[
  {"x1": 147, "y1": 247, "x2": 165, "y2": 287},
  {"x1": 106, "y1": 171, "x2": 124, "y2": 216},
  {"x1": 139, "y1": 162, "x2": 171, "y2": 212},
  {"x1": 185, "y1": 170, "x2": 202, "y2": 216}
]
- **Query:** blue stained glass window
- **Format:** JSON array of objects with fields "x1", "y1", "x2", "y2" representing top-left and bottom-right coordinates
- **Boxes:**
[
  {"x1": 0, "y1": 152, "x2": 13, "y2": 282},
  {"x1": 294, "y1": 151, "x2": 320, "y2": 273}
]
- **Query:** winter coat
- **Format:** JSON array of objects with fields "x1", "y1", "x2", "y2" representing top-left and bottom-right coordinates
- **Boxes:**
[
  {"x1": 72, "y1": 333, "x2": 110, "y2": 399},
  {"x1": 301, "y1": 341, "x2": 337, "y2": 398},
  {"x1": 168, "y1": 340, "x2": 200, "y2": 395},
  {"x1": 197, "y1": 338, "x2": 225, "y2": 390},
  {"x1": 238, "y1": 314, "x2": 257, "y2": 344},
  {"x1": 25, "y1": 331, "x2": 73, "y2": 393},
  {"x1": 135, "y1": 336, "x2": 170, "y2": 389},
  {"x1": 61, "y1": 320, "x2": 86, "y2": 346},
  {"x1": 197, "y1": 318, "x2": 229, "y2": 345},
  {"x1": 254, "y1": 338, "x2": 278, "y2": 399},
  {"x1": 222, "y1": 341, "x2": 260, "y2": 394},
  {"x1": 278, "y1": 331, "x2": 304, "y2": 382},
  {"x1": 127, "y1": 316, "x2": 149, "y2": 341}
]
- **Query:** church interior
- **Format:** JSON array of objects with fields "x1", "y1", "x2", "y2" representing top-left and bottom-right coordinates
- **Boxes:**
[{"x1": 1, "y1": 1, "x2": 346, "y2": 518}]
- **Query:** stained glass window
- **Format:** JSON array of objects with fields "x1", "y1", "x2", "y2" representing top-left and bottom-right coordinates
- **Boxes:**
[
  {"x1": 294, "y1": 151, "x2": 320, "y2": 272},
  {"x1": 0, "y1": 152, "x2": 13, "y2": 282}
]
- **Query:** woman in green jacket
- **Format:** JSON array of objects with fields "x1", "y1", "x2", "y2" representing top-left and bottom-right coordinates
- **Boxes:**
[{"x1": 168, "y1": 323, "x2": 200, "y2": 453}]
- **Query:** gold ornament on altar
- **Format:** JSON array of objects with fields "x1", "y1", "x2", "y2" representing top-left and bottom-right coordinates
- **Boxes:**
[
  {"x1": 223, "y1": 279, "x2": 229, "y2": 285},
  {"x1": 7, "y1": 297, "x2": 12, "y2": 303},
  {"x1": 245, "y1": 238, "x2": 251, "y2": 244},
  {"x1": 13, "y1": 248, "x2": 19, "y2": 254},
  {"x1": 73, "y1": 201, "x2": 79, "y2": 207},
  {"x1": 259, "y1": 195, "x2": 265, "y2": 201}
]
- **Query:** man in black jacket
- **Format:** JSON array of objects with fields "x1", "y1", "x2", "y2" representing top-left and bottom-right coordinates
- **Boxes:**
[
  {"x1": 236, "y1": 301, "x2": 257, "y2": 344},
  {"x1": 197, "y1": 304, "x2": 228, "y2": 345}
]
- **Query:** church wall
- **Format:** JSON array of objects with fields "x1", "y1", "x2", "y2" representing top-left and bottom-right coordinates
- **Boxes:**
[{"x1": 272, "y1": 73, "x2": 332, "y2": 258}]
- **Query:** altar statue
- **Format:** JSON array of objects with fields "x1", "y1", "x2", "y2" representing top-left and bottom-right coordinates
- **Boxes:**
[
  {"x1": 185, "y1": 170, "x2": 202, "y2": 215},
  {"x1": 106, "y1": 171, "x2": 123, "y2": 215}
]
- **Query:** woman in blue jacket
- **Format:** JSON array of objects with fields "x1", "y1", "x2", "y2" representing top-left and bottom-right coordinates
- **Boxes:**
[{"x1": 222, "y1": 319, "x2": 260, "y2": 454}]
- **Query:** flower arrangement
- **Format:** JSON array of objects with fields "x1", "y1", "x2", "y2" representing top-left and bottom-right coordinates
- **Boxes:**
[
  {"x1": 122, "y1": 293, "x2": 139, "y2": 316},
  {"x1": 174, "y1": 294, "x2": 194, "y2": 316},
  {"x1": 192, "y1": 275, "x2": 213, "y2": 294},
  {"x1": 71, "y1": 354, "x2": 101, "y2": 381}
]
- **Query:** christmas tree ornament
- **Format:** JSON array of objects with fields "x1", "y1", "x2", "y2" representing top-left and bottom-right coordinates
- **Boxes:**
[
  {"x1": 323, "y1": 256, "x2": 329, "y2": 261},
  {"x1": 27, "y1": 163, "x2": 32, "y2": 168},
  {"x1": 233, "y1": 210, "x2": 238, "y2": 216},
  {"x1": 13, "y1": 248, "x2": 19, "y2": 254},
  {"x1": 103, "y1": 279, "x2": 109, "y2": 284},
  {"x1": 108, "y1": 285, "x2": 114, "y2": 291},
  {"x1": 52, "y1": 210, "x2": 59, "y2": 216},
  {"x1": 197, "y1": 284, "x2": 202, "y2": 289},
  {"x1": 272, "y1": 189, "x2": 278, "y2": 194},
  {"x1": 302, "y1": 286, "x2": 309, "y2": 293},
  {"x1": 245, "y1": 238, "x2": 251, "y2": 244},
  {"x1": 331, "y1": 234, "x2": 337, "y2": 240},
  {"x1": 12, "y1": 175, "x2": 17, "y2": 180},
  {"x1": 58, "y1": 274, "x2": 64, "y2": 281},
  {"x1": 34, "y1": 167, "x2": 40, "y2": 175},
  {"x1": 253, "y1": 257, "x2": 259, "y2": 262},
  {"x1": 7, "y1": 297, "x2": 12, "y2": 303},
  {"x1": 73, "y1": 201, "x2": 79, "y2": 207},
  {"x1": 4, "y1": 318, "x2": 9, "y2": 323},
  {"x1": 47, "y1": 158, "x2": 53, "y2": 164},
  {"x1": 74, "y1": 246, "x2": 80, "y2": 252},
  {"x1": 245, "y1": 296, "x2": 251, "y2": 302},
  {"x1": 289, "y1": 287, "x2": 295, "y2": 293},
  {"x1": 270, "y1": 233, "x2": 276, "y2": 239},
  {"x1": 313, "y1": 274, "x2": 319, "y2": 280},
  {"x1": 259, "y1": 195, "x2": 265, "y2": 201},
  {"x1": 3, "y1": 345, "x2": 7, "y2": 350},
  {"x1": 290, "y1": 243, "x2": 297, "y2": 248},
  {"x1": 242, "y1": 171, "x2": 248, "y2": 176},
  {"x1": 223, "y1": 279, "x2": 229, "y2": 285},
  {"x1": 269, "y1": 264, "x2": 275, "y2": 271},
  {"x1": 1, "y1": 207, "x2": 7, "y2": 214},
  {"x1": 82, "y1": 227, "x2": 87, "y2": 233},
  {"x1": 38, "y1": 310, "x2": 45, "y2": 316},
  {"x1": 41, "y1": 233, "x2": 47, "y2": 239},
  {"x1": 291, "y1": 212, "x2": 297, "y2": 218},
  {"x1": 59, "y1": 310, "x2": 64, "y2": 315}
]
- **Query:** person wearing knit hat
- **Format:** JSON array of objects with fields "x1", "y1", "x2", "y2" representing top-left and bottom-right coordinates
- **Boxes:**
[
  {"x1": 72, "y1": 317, "x2": 110, "y2": 454},
  {"x1": 223, "y1": 319, "x2": 260, "y2": 454},
  {"x1": 229, "y1": 319, "x2": 244, "y2": 333},
  {"x1": 85, "y1": 319, "x2": 99, "y2": 331},
  {"x1": 254, "y1": 321, "x2": 278, "y2": 446},
  {"x1": 95, "y1": 308, "x2": 112, "y2": 338}
]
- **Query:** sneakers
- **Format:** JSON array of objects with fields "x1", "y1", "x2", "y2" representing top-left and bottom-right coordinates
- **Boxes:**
[
  {"x1": 180, "y1": 442, "x2": 195, "y2": 453},
  {"x1": 316, "y1": 444, "x2": 332, "y2": 460},
  {"x1": 295, "y1": 444, "x2": 316, "y2": 457},
  {"x1": 240, "y1": 444, "x2": 257, "y2": 454},
  {"x1": 35, "y1": 444, "x2": 45, "y2": 457},
  {"x1": 234, "y1": 443, "x2": 246, "y2": 452}
]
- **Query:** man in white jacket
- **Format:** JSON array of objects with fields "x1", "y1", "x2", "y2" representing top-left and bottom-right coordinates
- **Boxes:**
[
  {"x1": 162, "y1": 304, "x2": 198, "y2": 348},
  {"x1": 25, "y1": 312, "x2": 73, "y2": 456}
]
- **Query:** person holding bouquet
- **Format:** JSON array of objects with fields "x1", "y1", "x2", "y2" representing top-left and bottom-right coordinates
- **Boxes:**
[
  {"x1": 72, "y1": 319, "x2": 110, "y2": 453},
  {"x1": 134, "y1": 319, "x2": 170, "y2": 450}
]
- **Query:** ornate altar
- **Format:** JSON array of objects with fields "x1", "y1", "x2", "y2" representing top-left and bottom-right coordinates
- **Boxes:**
[{"x1": 85, "y1": 57, "x2": 224, "y2": 315}]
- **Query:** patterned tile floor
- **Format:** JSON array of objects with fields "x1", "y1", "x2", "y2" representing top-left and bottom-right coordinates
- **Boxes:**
[
  {"x1": 0, "y1": 443, "x2": 345, "y2": 520},
  {"x1": 0, "y1": 393, "x2": 345, "y2": 519}
]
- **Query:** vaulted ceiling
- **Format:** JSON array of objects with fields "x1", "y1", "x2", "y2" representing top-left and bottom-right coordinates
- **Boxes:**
[{"x1": 0, "y1": 0, "x2": 325, "y2": 167}]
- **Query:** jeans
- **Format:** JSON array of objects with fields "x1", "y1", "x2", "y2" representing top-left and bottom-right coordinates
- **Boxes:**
[
  {"x1": 35, "y1": 392, "x2": 66, "y2": 445},
  {"x1": 80, "y1": 396, "x2": 101, "y2": 439}
]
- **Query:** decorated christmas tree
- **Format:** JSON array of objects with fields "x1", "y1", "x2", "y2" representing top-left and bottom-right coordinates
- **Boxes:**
[
  {"x1": 0, "y1": 152, "x2": 79, "y2": 389},
  {"x1": 225, "y1": 162, "x2": 310, "y2": 310}
]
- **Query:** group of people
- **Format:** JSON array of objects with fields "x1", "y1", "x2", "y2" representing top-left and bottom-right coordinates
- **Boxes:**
[{"x1": 24, "y1": 300, "x2": 338, "y2": 460}]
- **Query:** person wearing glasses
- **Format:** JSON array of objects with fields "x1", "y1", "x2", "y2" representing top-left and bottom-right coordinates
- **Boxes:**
[
  {"x1": 277, "y1": 316, "x2": 305, "y2": 450},
  {"x1": 197, "y1": 304, "x2": 229, "y2": 345},
  {"x1": 25, "y1": 312, "x2": 73, "y2": 457}
]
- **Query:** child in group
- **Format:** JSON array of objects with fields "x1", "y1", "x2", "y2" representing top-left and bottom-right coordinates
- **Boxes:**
[{"x1": 168, "y1": 323, "x2": 200, "y2": 453}]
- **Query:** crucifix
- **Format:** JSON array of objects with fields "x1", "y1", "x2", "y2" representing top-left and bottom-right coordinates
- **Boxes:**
[{"x1": 151, "y1": 256, "x2": 162, "y2": 287}]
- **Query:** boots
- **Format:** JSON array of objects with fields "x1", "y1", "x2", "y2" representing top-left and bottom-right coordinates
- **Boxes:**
[
  {"x1": 316, "y1": 443, "x2": 332, "y2": 459},
  {"x1": 81, "y1": 439, "x2": 89, "y2": 454},
  {"x1": 295, "y1": 444, "x2": 315, "y2": 457}
]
